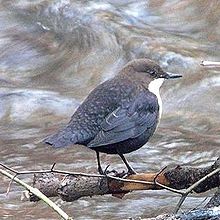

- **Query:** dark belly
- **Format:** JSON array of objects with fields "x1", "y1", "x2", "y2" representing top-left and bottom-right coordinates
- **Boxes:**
[{"x1": 90, "y1": 126, "x2": 157, "y2": 154}]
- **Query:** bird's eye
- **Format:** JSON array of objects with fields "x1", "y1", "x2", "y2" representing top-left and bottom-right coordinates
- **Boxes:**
[{"x1": 148, "y1": 70, "x2": 156, "y2": 76}]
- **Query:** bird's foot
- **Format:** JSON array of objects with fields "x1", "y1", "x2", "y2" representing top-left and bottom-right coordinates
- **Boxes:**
[
  {"x1": 98, "y1": 164, "x2": 136, "y2": 176},
  {"x1": 98, "y1": 166, "x2": 105, "y2": 175},
  {"x1": 103, "y1": 164, "x2": 111, "y2": 174},
  {"x1": 127, "y1": 167, "x2": 137, "y2": 176},
  {"x1": 98, "y1": 164, "x2": 118, "y2": 175},
  {"x1": 115, "y1": 170, "x2": 127, "y2": 178}
]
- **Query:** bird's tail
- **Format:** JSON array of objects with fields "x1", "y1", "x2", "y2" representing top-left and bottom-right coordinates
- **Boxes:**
[{"x1": 43, "y1": 127, "x2": 77, "y2": 148}]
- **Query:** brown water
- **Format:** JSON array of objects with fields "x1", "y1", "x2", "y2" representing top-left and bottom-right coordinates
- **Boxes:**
[{"x1": 0, "y1": 0, "x2": 219, "y2": 219}]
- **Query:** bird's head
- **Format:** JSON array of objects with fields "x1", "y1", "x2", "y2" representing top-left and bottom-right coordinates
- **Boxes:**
[{"x1": 121, "y1": 58, "x2": 182, "y2": 89}]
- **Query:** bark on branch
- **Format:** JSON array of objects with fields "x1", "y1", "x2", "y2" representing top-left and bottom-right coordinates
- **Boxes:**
[
  {"x1": 30, "y1": 159, "x2": 220, "y2": 202},
  {"x1": 1, "y1": 158, "x2": 219, "y2": 220}
]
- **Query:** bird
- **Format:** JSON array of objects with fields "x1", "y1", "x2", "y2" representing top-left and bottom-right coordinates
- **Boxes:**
[{"x1": 44, "y1": 58, "x2": 182, "y2": 175}]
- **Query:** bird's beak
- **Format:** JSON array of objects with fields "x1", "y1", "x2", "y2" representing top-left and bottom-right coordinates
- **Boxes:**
[{"x1": 164, "y1": 72, "x2": 182, "y2": 79}]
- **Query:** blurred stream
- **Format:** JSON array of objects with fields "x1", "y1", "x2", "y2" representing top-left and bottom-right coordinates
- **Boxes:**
[{"x1": 0, "y1": 0, "x2": 219, "y2": 219}]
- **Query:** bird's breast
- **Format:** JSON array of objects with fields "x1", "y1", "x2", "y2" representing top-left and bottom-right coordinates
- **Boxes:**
[{"x1": 148, "y1": 78, "x2": 164, "y2": 118}]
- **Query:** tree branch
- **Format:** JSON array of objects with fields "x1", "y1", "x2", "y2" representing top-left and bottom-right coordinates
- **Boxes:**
[
  {"x1": 28, "y1": 158, "x2": 220, "y2": 202},
  {"x1": 0, "y1": 168, "x2": 73, "y2": 220},
  {"x1": 1, "y1": 158, "x2": 219, "y2": 220},
  {"x1": 201, "y1": 60, "x2": 220, "y2": 67}
]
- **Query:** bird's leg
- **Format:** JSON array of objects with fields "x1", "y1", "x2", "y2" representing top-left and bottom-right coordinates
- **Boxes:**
[
  {"x1": 96, "y1": 151, "x2": 104, "y2": 175},
  {"x1": 118, "y1": 152, "x2": 137, "y2": 175},
  {"x1": 96, "y1": 151, "x2": 118, "y2": 175}
]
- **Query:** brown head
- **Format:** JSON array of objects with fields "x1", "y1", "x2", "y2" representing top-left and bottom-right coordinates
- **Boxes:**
[{"x1": 119, "y1": 58, "x2": 182, "y2": 88}]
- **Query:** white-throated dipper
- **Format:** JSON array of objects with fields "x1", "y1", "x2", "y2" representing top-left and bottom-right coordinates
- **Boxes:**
[{"x1": 44, "y1": 59, "x2": 182, "y2": 174}]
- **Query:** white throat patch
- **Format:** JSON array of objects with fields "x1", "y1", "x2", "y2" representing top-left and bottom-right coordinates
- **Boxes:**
[{"x1": 148, "y1": 78, "x2": 164, "y2": 118}]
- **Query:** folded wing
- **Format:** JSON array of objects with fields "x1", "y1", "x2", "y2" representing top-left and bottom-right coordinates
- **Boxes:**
[{"x1": 88, "y1": 91, "x2": 159, "y2": 147}]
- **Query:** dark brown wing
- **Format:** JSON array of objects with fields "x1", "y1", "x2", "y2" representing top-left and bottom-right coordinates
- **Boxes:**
[{"x1": 88, "y1": 91, "x2": 159, "y2": 147}]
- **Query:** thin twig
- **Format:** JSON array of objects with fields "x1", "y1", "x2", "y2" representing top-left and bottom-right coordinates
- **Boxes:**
[
  {"x1": 51, "y1": 163, "x2": 56, "y2": 171},
  {"x1": 153, "y1": 181, "x2": 184, "y2": 195},
  {"x1": 106, "y1": 174, "x2": 154, "y2": 185},
  {"x1": 6, "y1": 173, "x2": 18, "y2": 195},
  {"x1": 154, "y1": 166, "x2": 167, "y2": 182},
  {"x1": 0, "y1": 168, "x2": 73, "y2": 220},
  {"x1": 0, "y1": 163, "x2": 104, "y2": 177},
  {"x1": 154, "y1": 166, "x2": 185, "y2": 195},
  {"x1": 201, "y1": 60, "x2": 220, "y2": 67},
  {"x1": 174, "y1": 167, "x2": 220, "y2": 214},
  {"x1": 0, "y1": 163, "x2": 154, "y2": 186}
]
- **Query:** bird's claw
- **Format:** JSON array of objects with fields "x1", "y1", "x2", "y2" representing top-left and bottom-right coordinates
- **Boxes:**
[
  {"x1": 98, "y1": 164, "x2": 119, "y2": 175},
  {"x1": 103, "y1": 164, "x2": 110, "y2": 174},
  {"x1": 98, "y1": 164, "x2": 137, "y2": 176},
  {"x1": 98, "y1": 167, "x2": 105, "y2": 175},
  {"x1": 127, "y1": 169, "x2": 137, "y2": 175}
]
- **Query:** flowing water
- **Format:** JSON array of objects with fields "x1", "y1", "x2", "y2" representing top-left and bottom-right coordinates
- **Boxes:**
[{"x1": 0, "y1": 0, "x2": 219, "y2": 219}]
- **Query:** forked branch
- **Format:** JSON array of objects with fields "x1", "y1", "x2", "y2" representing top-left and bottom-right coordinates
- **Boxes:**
[{"x1": 1, "y1": 158, "x2": 219, "y2": 218}]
